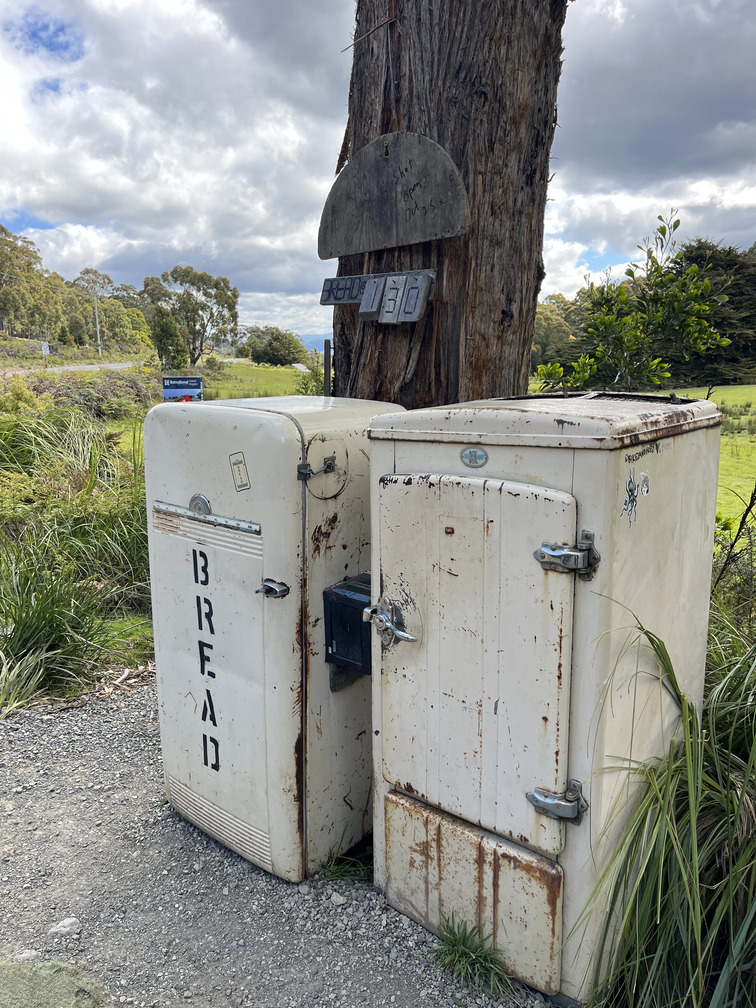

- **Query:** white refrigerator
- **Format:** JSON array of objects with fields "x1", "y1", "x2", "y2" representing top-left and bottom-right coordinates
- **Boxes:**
[
  {"x1": 366, "y1": 392, "x2": 720, "y2": 1003},
  {"x1": 145, "y1": 395, "x2": 398, "y2": 883}
]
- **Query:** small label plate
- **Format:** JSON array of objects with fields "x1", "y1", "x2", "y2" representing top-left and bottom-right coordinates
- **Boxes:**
[{"x1": 460, "y1": 447, "x2": 489, "y2": 468}]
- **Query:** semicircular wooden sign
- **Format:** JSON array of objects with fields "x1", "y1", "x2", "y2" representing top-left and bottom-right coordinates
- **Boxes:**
[{"x1": 318, "y1": 132, "x2": 468, "y2": 260}]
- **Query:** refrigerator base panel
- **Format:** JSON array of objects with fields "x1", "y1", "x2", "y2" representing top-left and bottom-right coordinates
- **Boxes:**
[
  {"x1": 384, "y1": 791, "x2": 563, "y2": 996},
  {"x1": 167, "y1": 775, "x2": 273, "y2": 874}
]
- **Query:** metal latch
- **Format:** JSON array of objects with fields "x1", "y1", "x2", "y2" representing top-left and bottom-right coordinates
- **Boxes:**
[
  {"x1": 256, "y1": 578, "x2": 290, "y2": 598},
  {"x1": 363, "y1": 597, "x2": 417, "y2": 647},
  {"x1": 297, "y1": 456, "x2": 336, "y2": 481},
  {"x1": 534, "y1": 530, "x2": 600, "y2": 581},
  {"x1": 527, "y1": 779, "x2": 588, "y2": 824}
]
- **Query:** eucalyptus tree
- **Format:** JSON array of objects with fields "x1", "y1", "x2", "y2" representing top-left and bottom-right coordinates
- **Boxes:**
[
  {"x1": 329, "y1": 1, "x2": 569, "y2": 407},
  {"x1": 143, "y1": 266, "x2": 238, "y2": 366}
]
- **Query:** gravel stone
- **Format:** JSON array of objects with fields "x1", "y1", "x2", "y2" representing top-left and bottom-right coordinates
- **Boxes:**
[{"x1": 0, "y1": 683, "x2": 551, "y2": 1008}]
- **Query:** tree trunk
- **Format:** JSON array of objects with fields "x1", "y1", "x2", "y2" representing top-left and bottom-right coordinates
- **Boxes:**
[{"x1": 331, "y1": 0, "x2": 568, "y2": 408}]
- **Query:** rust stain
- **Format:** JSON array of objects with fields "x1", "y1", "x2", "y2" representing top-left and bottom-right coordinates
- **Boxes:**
[
  {"x1": 475, "y1": 839, "x2": 485, "y2": 933},
  {"x1": 311, "y1": 512, "x2": 338, "y2": 558},
  {"x1": 434, "y1": 820, "x2": 443, "y2": 893},
  {"x1": 512, "y1": 851, "x2": 563, "y2": 941},
  {"x1": 409, "y1": 838, "x2": 430, "y2": 861},
  {"x1": 404, "y1": 781, "x2": 417, "y2": 794},
  {"x1": 293, "y1": 732, "x2": 304, "y2": 843},
  {"x1": 555, "y1": 417, "x2": 579, "y2": 431},
  {"x1": 491, "y1": 852, "x2": 500, "y2": 947},
  {"x1": 342, "y1": 790, "x2": 354, "y2": 810}
]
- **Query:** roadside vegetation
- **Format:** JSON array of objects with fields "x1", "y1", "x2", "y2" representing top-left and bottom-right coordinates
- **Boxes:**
[
  {"x1": 587, "y1": 486, "x2": 756, "y2": 1008},
  {"x1": 0, "y1": 360, "x2": 305, "y2": 717}
]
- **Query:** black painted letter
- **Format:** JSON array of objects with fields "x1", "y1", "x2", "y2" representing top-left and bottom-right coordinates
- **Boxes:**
[
  {"x1": 192, "y1": 549, "x2": 209, "y2": 586},
  {"x1": 198, "y1": 640, "x2": 215, "y2": 678},
  {"x1": 203, "y1": 734, "x2": 220, "y2": 771},
  {"x1": 196, "y1": 596, "x2": 215, "y2": 635}
]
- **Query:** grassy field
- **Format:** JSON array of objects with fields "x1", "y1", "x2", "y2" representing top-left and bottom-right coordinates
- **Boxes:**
[
  {"x1": 676, "y1": 385, "x2": 756, "y2": 520},
  {"x1": 202, "y1": 361, "x2": 301, "y2": 400}
]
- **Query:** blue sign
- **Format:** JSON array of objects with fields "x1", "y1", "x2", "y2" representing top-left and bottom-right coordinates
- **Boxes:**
[{"x1": 163, "y1": 376, "x2": 204, "y2": 402}]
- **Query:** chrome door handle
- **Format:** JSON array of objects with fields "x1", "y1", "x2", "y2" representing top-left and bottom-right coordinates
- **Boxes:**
[
  {"x1": 256, "y1": 578, "x2": 290, "y2": 598},
  {"x1": 363, "y1": 597, "x2": 417, "y2": 646}
]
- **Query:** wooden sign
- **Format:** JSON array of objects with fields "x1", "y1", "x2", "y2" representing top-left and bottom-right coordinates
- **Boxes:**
[{"x1": 318, "y1": 133, "x2": 468, "y2": 260}]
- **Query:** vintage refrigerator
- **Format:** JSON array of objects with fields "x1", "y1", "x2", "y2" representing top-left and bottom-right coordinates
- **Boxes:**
[
  {"x1": 144, "y1": 395, "x2": 398, "y2": 883},
  {"x1": 365, "y1": 393, "x2": 721, "y2": 1004}
]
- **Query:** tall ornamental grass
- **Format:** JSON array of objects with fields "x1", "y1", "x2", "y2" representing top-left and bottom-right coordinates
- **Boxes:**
[
  {"x1": 0, "y1": 391, "x2": 150, "y2": 715},
  {"x1": 589, "y1": 486, "x2": 756, "y2": 1008},
  {"x1": 0, "y1": 538, "x2": 118, "y2": 714},
  {"x1": 588, "y1": 626, "x2": 756, "y2": 1008}
]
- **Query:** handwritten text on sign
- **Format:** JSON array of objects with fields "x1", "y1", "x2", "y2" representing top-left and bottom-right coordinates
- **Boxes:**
[{"x1": 318, "y1": 133, "x2": 468, "y2": 259}]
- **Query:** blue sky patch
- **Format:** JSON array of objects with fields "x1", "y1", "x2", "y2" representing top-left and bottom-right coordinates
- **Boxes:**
[
  {"x1": 0, "y1": 211, "x2": 56, "y2": 233},
  {"x1": 2, "y1": 7, "x2": 85, "y2": 62},
  {"x1": 31, "y1": 75, "x2": 62, "y2": 100}
]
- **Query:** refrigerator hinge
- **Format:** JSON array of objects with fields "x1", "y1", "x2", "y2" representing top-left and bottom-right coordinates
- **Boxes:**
[
  {"x1": 526, "y1": 779, "x2": 588, "y2": 825},
  {"x1": 533, "y1": 529, "x2": 600, "y2": 581}
]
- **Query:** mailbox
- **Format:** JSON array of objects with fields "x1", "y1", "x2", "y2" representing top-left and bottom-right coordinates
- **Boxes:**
[
  {"x1": 144, "y1": 396, "x2": 401, "y2": 883},
  {"x1": 323, "y1": 571, "x2": 372, "y2": 689},
  {"x1": 366, "y1": 393, "x2": 721, "y2": 1004}
]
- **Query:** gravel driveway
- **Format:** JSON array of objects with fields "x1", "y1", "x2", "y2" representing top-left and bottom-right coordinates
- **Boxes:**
[{"x1": 0, "y1": 682, "x2": 546, "y2": 1008}]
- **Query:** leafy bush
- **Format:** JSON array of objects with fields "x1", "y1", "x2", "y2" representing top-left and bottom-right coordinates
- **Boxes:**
[
  {"x1": 20, "y1": 367, "x2": 162, "y2": 419},
  {"x1": 537, "y1": 212, "x2": 730, "y2": 393}
]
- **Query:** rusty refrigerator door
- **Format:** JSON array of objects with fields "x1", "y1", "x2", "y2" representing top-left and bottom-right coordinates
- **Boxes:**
[
  {"x1": 367, "y1": 392, "x2": 721, "y2": 1004},
  {"x1": 371, "y1": 472, "x2": 577, "y2": 994}
]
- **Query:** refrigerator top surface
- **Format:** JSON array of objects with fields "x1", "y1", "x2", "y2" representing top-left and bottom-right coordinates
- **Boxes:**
[
  {"x1": 152, "y1": 394, "x2": 396, "y2": 417},
  {"x1": 369, "y1": 392, "x2": 721, "y2": 448}
]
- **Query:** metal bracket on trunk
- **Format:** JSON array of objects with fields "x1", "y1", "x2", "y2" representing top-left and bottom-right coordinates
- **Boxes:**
[{"x1": 297, "y1": 456, "x2": 336, "y2": 481}]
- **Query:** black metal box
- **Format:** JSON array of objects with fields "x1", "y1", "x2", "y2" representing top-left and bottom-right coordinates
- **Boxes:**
[{"x1": 323, "y1": 572, "x2": 372, "y2": 691}]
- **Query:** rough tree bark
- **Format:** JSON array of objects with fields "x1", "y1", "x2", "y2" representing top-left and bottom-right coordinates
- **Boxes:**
[{"x1": 331, "y1": 0, "x2": 568, "y2": 408}]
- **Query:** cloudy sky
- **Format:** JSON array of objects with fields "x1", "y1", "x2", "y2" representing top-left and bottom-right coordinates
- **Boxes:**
[{"x1": 0, "y1": 0, "x2": 754, "y2": 338}]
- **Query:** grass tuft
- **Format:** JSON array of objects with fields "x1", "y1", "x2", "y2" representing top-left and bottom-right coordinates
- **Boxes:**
[
  {"x1": 431, "y1": 913, "x2": 516, "y2": 998},
  {"x1": 315, "y1": 832, "x2": 372, "y2": 884}
]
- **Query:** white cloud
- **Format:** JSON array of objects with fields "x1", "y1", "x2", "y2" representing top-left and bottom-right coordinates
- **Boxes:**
[{"x1": 1, "y1": 0, "x2": 754, "y2": 336}]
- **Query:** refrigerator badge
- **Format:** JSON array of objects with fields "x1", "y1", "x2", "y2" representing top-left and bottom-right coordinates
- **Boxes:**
[
  {"x1": 229, "y1": 451, "x2": 251, "y2": 491},
  {"x1": 460, "y1": 446, "x2": 488, "y2": 468}
]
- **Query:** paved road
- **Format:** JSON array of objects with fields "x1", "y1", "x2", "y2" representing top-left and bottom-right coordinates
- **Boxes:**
[{"x1": 0, "y1": 361, "x2": 142, "y2": 376}]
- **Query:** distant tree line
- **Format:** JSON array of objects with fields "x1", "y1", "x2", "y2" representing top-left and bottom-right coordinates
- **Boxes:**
[
  {"x1": 0, "y1": 226, "x2": 309, "y2": 371},
  {"x1": 0, "y1": 227, "x2": 152, "y2": 355},
  {"x1": 535, "y1": 229, "x2": 756, "y2": 389}
]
